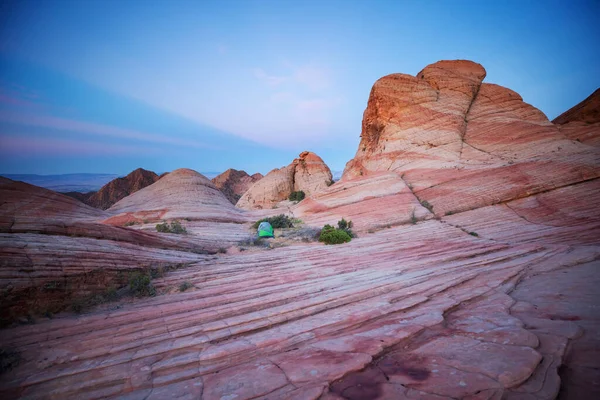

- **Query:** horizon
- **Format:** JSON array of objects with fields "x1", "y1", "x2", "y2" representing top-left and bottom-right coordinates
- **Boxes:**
[{"x1": 1, "y1": 0, "x2": 599, "y2": 175}]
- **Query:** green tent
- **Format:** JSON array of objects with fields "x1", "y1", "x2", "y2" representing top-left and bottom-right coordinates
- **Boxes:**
[{"x1": 257, "y1": 221, "x2": 274, "y2": 238}]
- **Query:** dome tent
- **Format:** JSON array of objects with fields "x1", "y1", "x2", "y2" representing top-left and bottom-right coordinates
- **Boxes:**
[{"x1": 257, "y1": 221, "x2": 274, "y2": 238}]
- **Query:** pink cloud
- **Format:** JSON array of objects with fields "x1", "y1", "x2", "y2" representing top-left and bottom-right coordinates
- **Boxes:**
[
  {"x1": 0, "y1": 136, "x2": 159, "y2": 156},
  {"x1": 0, "y1": 111, "x2": 215, "y2": 149}
]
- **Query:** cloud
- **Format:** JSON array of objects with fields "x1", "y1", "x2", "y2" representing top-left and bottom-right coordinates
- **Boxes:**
[
  {"x1": 253, "y1": 68, "x2": 287, "y2": 86},
  {"x1": 292, "y1": 64, "x2": 331, "y2": 91},
  {"x1": 0, "y1": 135, "x2": 159, "y2": 156},
  {"x1": 0, "y1": 111, "x2": 217, "y2": 149}
]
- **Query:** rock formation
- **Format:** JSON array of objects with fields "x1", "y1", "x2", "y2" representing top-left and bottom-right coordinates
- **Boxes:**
[
  {"x1": 0, "y1": 61, "x2": 598, "y2": 399},
  {"x1": 211, "y1": 169, "x2": 263, "y2": 204},
  {"x1": 107, "y1": 168, "x2": 246, "y2": 223},
  {"x1": 236, "y1": 151, "x2": 333, "y2": 210},
  {"x1": 0, "y1": 178, "x2": 210, "y2": 326},
  {"x1": 89, "y1": 168, "x2": 159, "y2": 209},
  {"x1": 553, "y1": 88, "x2": 600, "y2": 146},
  {"x1": 62, "y1": 168, "x2": 159, "y2": 209}
]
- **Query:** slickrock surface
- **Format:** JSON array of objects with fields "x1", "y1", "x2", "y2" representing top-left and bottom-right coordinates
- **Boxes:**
[
  {"x1": 237, "y1": 151, "x2": 333, "y2": 210},
  {"x1": 0, "y1": 178, "x2": 214, "y2": 325},
  {"x1": 211, "y1": 169, "x2": 263, "y2": 205},
  {"x1": 0, "y1": 217, "x2": 597, "y2": 399},
  {"x1": 107, "y1": 168, "x2": 247, "y2": 223}
]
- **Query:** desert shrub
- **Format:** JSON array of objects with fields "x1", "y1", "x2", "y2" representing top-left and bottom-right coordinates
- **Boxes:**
[
  {"x1": 445, "y1": 211, "x2": 454, "y2": 216},
  {"x1": 319, "y1": 226, "x2": 352, "y2": 245},
  {"x1": 469, "y1": 231, "x2": 479, "y2": 237},
  {"x1": 129, "y1": 272, "x2": 156, "y2": 297},
  {"x1": 252, "y1": 214, "x2": 294, "y2": 229},
  {"x1": 124, "y1": 221, "x2": 137, "y2": 227},
  {"x1": 411, "y1": 209, "x2": 417, "y2": 225},
  {"x1": 337, "y1": 218, "x2": 354, "y2": 238},
  {"x1": 179, "y1": 281, "x2": 193, "y2": 292},
  {"x1": 156, "y1": 220, "x2": 187, "y2": 234},
  {"x1": 288, "y1": 191, "x2": 306, "y2": 202},
  {"x1": 218, "y1": 247, "x2": 227, "y2": 254}
]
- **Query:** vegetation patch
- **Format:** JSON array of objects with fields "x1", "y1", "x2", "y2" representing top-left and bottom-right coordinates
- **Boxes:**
[
  {"x1": 319, "y1": 225, "x2": 352, "y2": 245},
  {"x1": 336, "y1": 218, "x2": 355, "y2": 238},
  {"x1": 288, "y1": 191, "x2": 306, "y2": 202},
  {"x1": 179, "y1": 281, "x2": 193, "y2": 292},
  {"x1": 420, "y1": 200, "x2": 434, "y2": 212},
  {"x1": 411, "y1": 209, "x2": 418, "y2": 225},
  {"x1": 129, "y1": 272, "x2": 156, "y2": 298},
  {"x1": 252, "y1": 214, "x2": 295, "y2": 229},
  {"x1": 156, "y1": 220, "x2": 187, "y2": 234},
  {"x1": 469, "y1": 231, "x2": 479, "y2": 237}
]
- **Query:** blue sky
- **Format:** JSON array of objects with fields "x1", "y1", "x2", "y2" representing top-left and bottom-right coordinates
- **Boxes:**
[{"x1": 1, "y1": 0, "x2": 599, "y2": 175}]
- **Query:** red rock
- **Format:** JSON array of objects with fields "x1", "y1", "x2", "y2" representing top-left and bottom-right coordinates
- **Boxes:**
[
  {"x1": 211, "y1": 168, "x2": 263, "y2": 204},
  {"x1": 63, "y1": 168, "x2": 159, "y2": 210},
  {"x1": 237, "y1": 151, "x2": 332, "y2": 210}
]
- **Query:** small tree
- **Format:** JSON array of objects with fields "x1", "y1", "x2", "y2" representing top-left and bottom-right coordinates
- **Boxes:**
[{"x1": 288, "y1": 191, "x2": 306, "y2": 202}]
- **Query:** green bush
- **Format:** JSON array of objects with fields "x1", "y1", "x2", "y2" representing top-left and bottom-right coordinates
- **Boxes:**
[
  {"x1": 252, "y1": 214, "x2": 295, "y2": 229},
  {"x1": 469, "y1": 231, "x2": 479, "y2": 237},
  {"x1": 337, "y1": 218, "x2": 354, "y2": 238},
  {"x1": 156, "y1": 220, "x2": 187, "y2": 234},
  {"x1": 288, "y1": 191, "x2": 306, "y2": 202},
  {"x1": 129, "y1": 273, "x2": 156, "y2": 297},
  {"x1": 319, "y1": 227, "x2": 352, "y2": 245},
  {"x1": 410, "y1": 209, "x2": 417, "y2": 224}
]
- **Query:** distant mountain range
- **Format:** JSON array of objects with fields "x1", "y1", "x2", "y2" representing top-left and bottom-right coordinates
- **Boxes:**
[{"x1": 1, "y1": 172, "x2": 223, "y2": 192}]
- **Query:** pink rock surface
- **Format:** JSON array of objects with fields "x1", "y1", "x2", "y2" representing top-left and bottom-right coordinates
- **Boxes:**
[{"x1": 237, "y1": 151, "x2": 332, "y2": 210}]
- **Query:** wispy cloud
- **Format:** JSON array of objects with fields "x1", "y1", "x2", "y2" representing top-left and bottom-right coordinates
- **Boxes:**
[
  {"x1": 0, "y1": 111, "x2": 216, "y2": 149},
  {"x1": 253, "y1": 68, "x2": 287, "y2": 86},
  {"x1": 0, "y1": 135, "x2": 159, "y2": 156}
]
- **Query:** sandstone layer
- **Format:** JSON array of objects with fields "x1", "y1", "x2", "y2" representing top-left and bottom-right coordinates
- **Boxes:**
[
  {"x1": 211, "y1": 169, "x2": 263, "y2": 205},
  {"x1": 0, "y1": 178, "x2": 216, "y2": 326},
  {"x1": 553, "y1": 88, "x2": 600, "y2": 146},
  {"x1": 237, "y1": 151, "x2": 333, "y2": 210}
]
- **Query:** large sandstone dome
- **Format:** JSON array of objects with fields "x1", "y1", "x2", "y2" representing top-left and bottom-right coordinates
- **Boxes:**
[{"x1": 108, "y1": 168, "x2": 245, "y2": 222}]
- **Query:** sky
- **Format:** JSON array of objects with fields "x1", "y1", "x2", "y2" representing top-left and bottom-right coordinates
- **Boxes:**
[{"x1": 0, "y1": 0, "x2": 599, "y2": 175}]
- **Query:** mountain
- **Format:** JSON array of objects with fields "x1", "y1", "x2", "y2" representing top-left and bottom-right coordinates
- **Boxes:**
[{"x1": 80, "y1": 168, "x2": 159, "y2": 210}]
